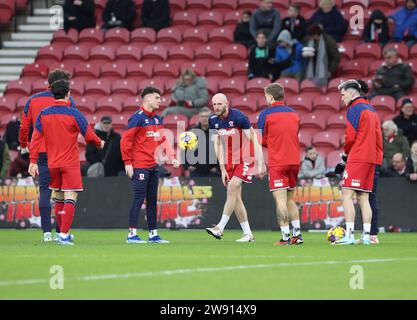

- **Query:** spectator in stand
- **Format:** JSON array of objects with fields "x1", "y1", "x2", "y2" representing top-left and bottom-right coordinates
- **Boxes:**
[
  {"x1": 272, "y1": 29, "x2": 305, "y2": 81},
  {"x1": 380, "y1": 153, "x2": 409, "y2": 177},
  {"x1": 249, "y1": 0, "x2": 281, "y2": 45},
  {"x1": 141, "y1": 0, "x2": 170, "y2": 32},
  {"x1": 162, "y1": 69, "x2": 209, "y2": 118},
  {"x1": 233, "y1": 10, "x2": 255, "y2": 48},
  {"x1": 393, "y1": 98, "x2": 417, "y2": 145},
  {"x1": 102, "y1": 0, "x2": 136, "y2": 31},
  {"x1": 302, "y1": 24, "x2": 340, "y2": 87},
  {"x1": 4, "y1": 116, "x2": 20, "y2": 151},
  {"x1": 248, "y1": 31, "x2": 275, "y2": 80},
  {"x1": 371, "y1": 48, "x2": 414, "y2": 100},
  {"x1": 85, "y1": 116, "x2": 124, "y2": 177},
  {"x1": 363, "y1": 9, "x2": 390, "y2": 46},
  {"x1": 0, "y1": 137, "x2": 10, "y2": 180},
  {"x1": 382, "y1": 120, "x2": 410, "y2": 169},
  {"x1": 406, "y1": 140, "x2": 417, "y2": 181},
  {"x1": 281, "y1": 4, "x2": 306, "y2": 42},
  {"x1": 183, "y1": 107, "x2": 220, "y2": 177},
  {"x1": 308, "y1": 0, "x2": 347, "y2": 42},
  {"x1": 299, "y1": 146, "x2": 326, "y2": 179},
  {"x1": 388, "y1": 0, "x2": 417, "y2": 46},
  {"x1": 63, "y1": 0, "x2": 96, "y2": 32}
]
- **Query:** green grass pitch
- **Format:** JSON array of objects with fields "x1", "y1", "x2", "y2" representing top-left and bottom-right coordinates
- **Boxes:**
[{"x1": 1, "y1": 229, "x2": 417, "y2": 300}]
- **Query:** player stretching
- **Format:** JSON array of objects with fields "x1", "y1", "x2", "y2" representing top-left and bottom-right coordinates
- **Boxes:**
[
  {"x1": 121, "y1": 87, "x2": 180, "y2": 244},
  {"x1": 335, "y1": 80, "x2": 383, "y2": 245},
  {"x1": 28, "y1": 80, "x2": 104, "y2": 245},
  {"x1": 258, "y1": 83, "x2": 303, "y2": 246},
  {"x1": 20, "y1": 69, "x2": 76, "y2": 242},
  {"x1": 205, "y1": 93, "x2": 264, "y2": 242}
]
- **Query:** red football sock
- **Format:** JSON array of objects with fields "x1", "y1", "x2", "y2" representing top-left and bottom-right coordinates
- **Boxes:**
[
  {"x1": 60, "y1": 200, "x2": 76, "y2": 234},
  {"x1": 54, "y1": 200, "x2": 65, "y2": 229}
]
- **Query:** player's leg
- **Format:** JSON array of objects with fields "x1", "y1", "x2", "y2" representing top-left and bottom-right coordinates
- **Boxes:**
[
  {"x1": 357, "y1": 191, "x2": 372, "y2": 245},
  {"x1": 52, "y1": 189, "x2": 65, "y2": 236},
  {"x1": 49, "y1": 167, "x2": 63, "y2": 241},
  {"x1": 272, "y1": 189, "x2": 291, "y2": 245},
  {"x1": 37, "y1": 153, "x2": 52, "y2": 241},
  {"x1": 287, "y1": 190, "x2": 303, "y2": 244},
  {"x1": 234, "y1": 184, "x2": 254, "y2": 242},
  {"x1": 146, "y1": 167, "x2": 169, "y2": 243},
  {"x1": 369, "y1": 165, "x2": 381, "y2": 244},
  {"x1": 127, "y1": 169, "x2": 148, "y2": 243},
  {"x1": 206, "y1": 176, "x2": 241, "y2": 239},
  {"x1": 334, "y1": 188, "x2": 357, "y2": 245}
]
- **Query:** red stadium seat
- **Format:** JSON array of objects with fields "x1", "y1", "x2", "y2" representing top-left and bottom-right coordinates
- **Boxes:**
[
  {"x1": 85, "y1": 79, "x2": 112, "y2": 99},
  {"x1": 326, "y1": 113, "x2": 347, "y2": 136},
  {"x1": 74, "y1": 96, "x2": 96, "y2": 114},
  {"x1": 163, "y1": 113, "x2": 189, "y2": 130},
  {"x1": 295, "y1": 0, "x2": 317, "y2": 9},
  {"x1": 298, "y1": 130, "x2": 313, "y2": 148},
  {"x1": 383, "y1": 42, "x2": 409, "y2": 60},
  {"x1": 111, "y1": 79, "x2": 138, "y2": 99},
  {"x1": 341, "y1": 60, "x2": 369, "y2": 77},
  {"x1": 231, "y1": 96, "x2": 258, "y2": 113},
  {"x1": 409, "y1": 43, "x2": 417, "y2": 59},
  {"x1": 285, "y1": 94, "x2": 313, "y2": 115},
  {"x1": 37, "y1": 44, "x2": 64, "y2": 65},
  {"x1": 0, "y1": 1, "x2": 14, "y2": 25},
  {"x1": 63, "y1": 44, "x2": 90, "y2": 63},
  {"x1": 342, "y1": 0, "x2": 368, "y2": 8},
  {"x1": 327, "y1": 78, "x2": 348, "y2": 93},
  {"x1": 49, "y1": 61, "x2": 77, "y2": 76},
  {"x1": 232, "y1": 61, "x2": 249, "y2": 77},
  {"x1": 131, "y1": 28, "x2": 156, "y2": 46},
  {"x1": 126, "y1": 62, "x2": 153, "y2": 79},
  {"x1": 16, "y1": 96, "x2": 29, "y2": 112},
  {"x1": 221, "y1": 44, "x2": 248, "y2": 63},
  {"x1": 369, "y1": 59, "x2": 383, "y2": 74},
  {"x1": 101, "y1": 62, "x2": 127, "y2": 82},
  {"x1": 78, "y1": 28, "x2": 104, "y2": 46},
  {"x1": 0, "y1": 96, "x2": 17, "y2": 113},
  {"x1": 138, "y1": 79, "x2": 165, "y2": 93},
  {"x1": 205, "y1": 78, "x2": 219, "y2": 94},
  {"x1": 246, "y1": 78, "x2": 271, "y2": 94},
  {"x1": 338, "y1": 43, "x2": 354, "y2": 61},
  {"x1": 327, "y1": 150, "x2": 344, "y2": 169},
  {"x1": 180, "y1": 61, "x2": 206, "y2": 76},
  {"x1": 5, "y1": 79, "x2": 32, "y2": 97},
  {"x1": 189, "y1": 114, "x2": 200, "y2": 128},
  {"x1": 156, "y1": 27, "x2": 182, "y2": 48},
  {"x1": 168, "y1": 45, "x2": 194, "y2": 64},
  {"x1": 74, "y1": 62, "x2": 101, "y2": 79},
  {"x1": 104, "y1": 27, "x2": 130, "y2": 47},
  {"x1": 300, "y1": 113, "x2": 327, "y2": 136},
  {"x1": 124, "y1": 96, "x2": 142, "y2": 112},
  {"x1": 209, "y1": 28, "x2": 233, "y2": 46},
  {"x1": 154, "y1": 62, "x2": 181, "y2": 79},
  {"x1": 172, "y1": 11, "x2": 198, "y2": 31},
  {"x1": 21, "y1": 63, "x2": 48, "y2": 79},
  {"x1": 195, "y1": 44, "x2": 221, "y2": 64},
  {"x1": 223, "y1": 11, "x2": 242, "y2": 26},
  {"x1": 52, "y1": 29, "x2": 78, "y2": 46},
  {"x1": 397, "y1": 95, "x2": 417, "y2": 109},
  {"x1": 206, "y1": 61, "x2": 233, "y2": 78},
  {"x1": 272, "y1": 0, "x2": 289, "y2": 10},
  {"x1": 275, "y1": 77, "x2": 299, "y2": 96},
  {"x1": 312, "y1": 132, "x2": 341, "y2": 156},
  {"x1": 313, "y1": 94, "x2": 341, "y2": 117},
  {"x1": 186, "y1": 0, "x2": 212, "y2": 11},
  {"x1": 182, "y1": 27, "x2": 209, "y2": 46},
  {"x1": 142, "y1": 44, "x2": 168, "y2": 63},
  {"x1": 368, "y1": 0, "x2": 395, "y2": 10},
  {"x1": 96, "y1": 96, "x2": 123, "y2": 113},
  {"x1": 116, "y1": 45, "x2": 141, "y2": 64},
  {"x1": 406, "y1": 59, "x2": 417, "y2": 77},
  {"x1": 237, "y1": 0, "x2": 259, "y2": 10},
  {"x1": 198, "y1": 11, "x2": 223, "y2": 30},
  {"x1": 370, "y1": 95, "x2": 396, "y2": 118},
  {"x1": 89, "y1": 45, "x2": 116, "y2": 64},
  {"x1": 212, "y1": 0, "x2": 237, "y2": 15},
  {"x1": 68, "y1": 79, "x2": 85, "y2": 96},
  {"x1": 300, "y1": 79, "x2": 326, "y2": 94},
  {"x1": 219, "y1": 79, "x2": 245, "y2": 95},
  {"x1": 355, "y1": 43, "x2": 382, "y2": 60},
  {"x1": 164, "y1": 79, "x2": 178, "y2": 94},
  {"x1": 170, "y1": 0, "x2": 187, "y2": 12}
]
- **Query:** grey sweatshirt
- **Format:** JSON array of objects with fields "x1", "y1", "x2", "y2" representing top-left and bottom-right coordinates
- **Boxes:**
[{"x1": 250, "y1": 8, "x2": 281, "y2": 43}]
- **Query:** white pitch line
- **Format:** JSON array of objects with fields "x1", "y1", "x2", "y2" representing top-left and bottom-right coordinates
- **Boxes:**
[{"x1": 1, "y1": 257, "x2": 416, "y2": 287}]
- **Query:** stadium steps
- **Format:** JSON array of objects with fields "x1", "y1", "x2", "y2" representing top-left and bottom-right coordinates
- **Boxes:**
[{"x1": 0, "y1": 3, "x2": 54, "y2": 96}]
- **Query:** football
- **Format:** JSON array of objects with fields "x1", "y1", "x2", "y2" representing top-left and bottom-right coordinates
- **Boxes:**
[
  {"x1": 327, "y1": 226, "x2": 346, "y2": 243},
  {"x1": 178, "y1": 131, "x2": 198, "y2": 151}
]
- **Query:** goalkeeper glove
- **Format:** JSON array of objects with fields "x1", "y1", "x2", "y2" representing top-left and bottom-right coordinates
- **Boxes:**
[{"x1": 335, "y1": 153, "x2": 348, "y2": 175}]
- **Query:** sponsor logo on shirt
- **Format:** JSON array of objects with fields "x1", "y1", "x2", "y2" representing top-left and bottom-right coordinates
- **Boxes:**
[
  {"x1": 146, "y1": 131, "x2": 161, "y2": 138},
  {"x1": 351, "y1": 179, "x2": 361, "y2": 187},
  {"x1": 217, "y1": 128, "x2": 236, "y2": 136}
]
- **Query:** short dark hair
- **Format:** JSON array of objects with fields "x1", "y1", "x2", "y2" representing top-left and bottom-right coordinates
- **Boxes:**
[
  {"x1": 48, "y1": 69, "x2": 71, "y2": 86},
  {"x1": 140, "y1": 86, "x2": 161, "y2": 98},
  {"x1": 265, "y1": 83, "x2": 285, "y2": 101},
  {"x1": 307, "y1": 23, "x2": 323, "y2": 36},
  {"x1": 305, "y1": 146, "x2": 315, "y2": 153},
  {"x1": 199, "y1": 106, "x2": 211, "y2": 114},
  {"x1": 51, "y1": 80, "x2": 70, "y2": 99}
]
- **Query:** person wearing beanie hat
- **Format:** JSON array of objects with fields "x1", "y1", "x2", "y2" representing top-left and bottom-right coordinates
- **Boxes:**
[
  {"x1": 393, "y1": 98, "x2": 417, "y2": 145},
  {"x1": 363, "y1": 9, "x2": 390, "y2": 46},
  {"x1": 272, "y1": 29, "x2": 306, "y2": 81}
]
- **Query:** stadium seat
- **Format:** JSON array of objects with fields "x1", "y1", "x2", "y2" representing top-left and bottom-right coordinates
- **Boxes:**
[
  {"x1": 172, "y1": 11, "x2": 198, "y2": 31},
  {"x1": 74, "y1": 62, "x2": 101, "y2": 80},
  {"x1": 5, "y1": 79, "x2": 32, "y2": 98},
  {"x1": 186, "y1": 0, "x2": 212, "y2": 11},
  {"x1": 219, "y1": 79, "x2": 245, "y2": 95},
  {"x1": 231, "y1": 96, "x2": 258, "y2": 113},
  {"x1": 170, "y1": 0, "x2": 187, "y2": 12},
  {"x1": 341, "y1": 60, "x2": 368, "y2": 77},
  {"x1": 209, "y1": 28, "x2": 234, "y2": 46},
  {"x1": 212, "y1": 0, "x2": 237, "y2": 15},
  {"x1": 180, "y1": 61, "x2": 206, "y2": 76},
  {"x1": 89, "y1": 45, "x2": 116, "y2": 64},
  {"x1": 156, "y1": 27, "x2": 182, "y2": 48},
  {"x1": 327, "y1": 78, "x2": 348, "y2": 93},
  {"x1": 142, "y1": 44, "x2": 168, "y2": 63},
  {"x1": 275, "y1": 78, "x2": 299, "y2": 96},
  {"x1": 355, "y1": 43, "x2": 382, "y2": 60},
  {"x1": 0, "y1": 1, "x2": 14, "y2": 25},
  {"x1": 407, "y1": 59, "x2": 417, "y2": 77},
  {"x1": 326, "y1": 113, "x2": 347, "y2": 136},
  {"x1": 189, "y1": 114, "x2": 199, "y2": 128},
  {"x1": 21, "y1": 63, "x2": 48, "y2": 79},
  {"x1": 131, "y1": 28, "x2": 157, "y2": 46},
  {"x1": 285, "y1": 95, "x2": 313, "y2": 115},
  {"x1": 96, "y1": 96, "x2": 123, "y2": 113},
  {"x1": 75, "y1": 96, "x2": 96, "y2": 114},
  {"x1": 369, "y1": 59, "x2": 383, "y2": 74},
  {"x1": 101, "y1": 62, "x2": 127, "y2": 82},
  {"x1": 126, "y1": 62, "x2": 153, "y2": 80},
  {"x1": 383, "y1": 42, "x2": 409, "y2": 60},
  {"x1": 182, "y1": 27, "x2": 209, "y2": 46},
  {"x1": 0, "y1": 96, "x2": 16, "y2": 114},
  {"x1": 52, "y1": 29, "x2": 78, "y2": 46},
  {"x1": 63, "y1": 45, "x2": 90, "y2": 63},
  {"x1": 397, "y1": 95, "x2": 417, "y2": 109},
  {"x1": 342, "y1": 0, "x2": 368, "y2": 8},
  {"x1": 138, "y1": 79, "x2": 165, "y2": 93},
  {"x1": 298, "y1": 130, "x2": 313, "y2": 148},
  {"x1": 232, "y1": 61, "x2": 249, "y2": 77},
  {"x1": 168, "y1": 45, "x2": 194, "y2": 64},
  {"x1": 37, "y1": 45, "x2": 64, "y2": 65},
  {"x1": 312, "y1": 132, "x2": 341, "y2": 156},
  {"x1": 124, "y1": 96, "x2": 142, "y2": 112},
  {"x1": 246, "y1": 78, "x2": 271, "y2": 94},
  {"x1": 78, "y1": 28, "x2": 104, "y2": 46},
  {"x1": 163, "y1": 113, "x2": 189, "y2": 130},
  {"x1": 68, "y1": 79, "x2": 85, "y2": 96},
  {"x1": 205, "y1": 78, "x2": 219, "y2": 94},
  {"x1": 300, "y1": 113, "x2": 327, "y2": 136},
  {"x1": 409, "y1": 44, "x2": 417, "y2": 59},
  {"x1": 206, "y1": 61, "x2": 233, "y2": 78},
  {"x1": 84, "y1": 79, "x2": 112, "y2": 99},
  {"x1": 164, "y1": 79, "x2": 178, "y2": 94},
  {"x1": 195, "y1": 44, "x2": 221, "y2": 64},
  {"x1": 237, "y1": 0, "x2": 259, "y2": 10},
  {"x1": 370, "y1": 95, "x2": 396, "y2": 119},
  {"x1": 327, "y1": 150, "x2": 344, "y2": 169},
  {"x1": 111, "y1": 79, "x2": 138, "y2": 99},
  {"x1": 223, "y1": 11, "x2": 241, "y2": 26},
  {"x1": 198, "y1": 11, "x2": 223, "y2": 30},
  {"x1": 30, "y1": 79, "x2": 49, "y2": 95},
  {"x1": 295, "y1": 0, "x2": 317, "y2": 9},
  {"x1": 16, "y1": 96, "x2": 29, "y2": 112},
  {"x1": 368, "y1": 0, "x2": 395, "y2": 10},
  {"x1": 338, "y1": 43, "x2": 354, "y2": 61},
  {"x1": 300, "y1": 79, "x2": 326, "y2": 94},
  {"x1": 116, "y1": 45, "x2": 141, "y2": 64},
  {"x1": 154, "y1": 62, "x2": 181, "y2": 79},
  {"x1": 313, "y1": 94, "x2": 341, "y2": 117},
  {"x1": 221, "y1": 44, "x2": 248, "y2": 63},
  {"x1": 104, "y1": 27, "x2": 130, "y2": 47}
]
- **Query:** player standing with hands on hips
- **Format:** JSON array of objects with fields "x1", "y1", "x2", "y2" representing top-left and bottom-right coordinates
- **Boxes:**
[
  {"x1": 257, "y1": 83, "x2": 303, "y2": 246},
  {"x1": 28, "y1": 80, "x2": 104, "y2": 245},
  {"x1": 335, "y1": 80, "x2": 383, "y2": 245},
  {"x1": 121, "y1": 87, "x2": 180, "y2": 244}
]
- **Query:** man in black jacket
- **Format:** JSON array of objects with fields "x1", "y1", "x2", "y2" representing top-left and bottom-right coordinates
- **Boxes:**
[
  {"x1": 281, "y1": 4, "x2": 306, "y2": 41},
  {"x1": 102, "y1": 0, "x2": 136, "y2": 31},
  {"x1": 86, "y1": 116, "x2": 124, "y2": 176},
  {"x1": 141, "y1": 0, "x2": 170, "y2": 32},
  {"x1": 63, "y1": 0, "x2": 96, "y2": 32},
  {"x1": 393, "y1": 98, "x2": 417, "y2": 145}
]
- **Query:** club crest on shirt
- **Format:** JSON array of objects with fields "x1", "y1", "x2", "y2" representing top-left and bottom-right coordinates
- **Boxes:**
[
  {"x1": 215, "y1": 124, "x2": 219, "y2": 129},
  {"x1": 139, "y1": 173, "x2": 145, "y2": 181},
  {"x1": 229, "y1": 121, "x2": 234, "y2": 127},
  {"x1": 155, "y1": 118, "x2": 159, "y2": 124},
  {"x1": 145, "y1": 119, "x2": 149, "y2": 124}
]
